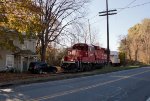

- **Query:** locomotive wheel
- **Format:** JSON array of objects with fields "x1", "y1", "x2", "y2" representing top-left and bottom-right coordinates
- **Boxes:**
[
  {"x1": 83, "y1": 63, "x2": 91, "y2": 71},
  {"x1": 83, "y1": 63, "x2": 87, "y2": 72},
  {"x1": 70, "y1": 64, "x2": 77, "y2": 73},
  {"x1": 86, "y1": 64, "x2": 90, "y2": 71},
  {"x1": 79, "y1": 63, "x2": 84, "y2": 72},
  {"x1": 73, "y1": 67, "x2": 78, "y2": 73},
  {"x1": 88, "y1": 64, "x2": 92, "y2": 71}
]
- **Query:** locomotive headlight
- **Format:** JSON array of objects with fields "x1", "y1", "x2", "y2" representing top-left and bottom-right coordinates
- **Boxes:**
[{"x1": 70, "y1": 59, "x2": 74, "y2": 61}]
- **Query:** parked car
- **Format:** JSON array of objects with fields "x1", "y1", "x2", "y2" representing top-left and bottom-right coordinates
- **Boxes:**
[
  {"x1": 28, "y1": 62, "x2": 57, "y2": 74},
  {"x1": 0, "y1": 66, "x2": 15, "y2": 73}
]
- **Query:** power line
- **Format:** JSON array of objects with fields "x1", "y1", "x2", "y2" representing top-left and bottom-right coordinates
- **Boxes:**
[
  {"x1": 75, "y1": 0, "x2": 150, "y2": 41},
  {"x1": 125, "y1": 0, "x2": 137, "y2": 7},
  {"x1": 117, "y1": 1, "x2": 150, "y2": 11},
  {"x1": 89, "y1": 1, "x2": 146, "y2": 26},
  {"x1": 118, "y1": 0, "x2": 138, "y2": 13},
  {"x1": 90, "y1": 0, "x2": 135, "y2": 24},
  {"x1": 90, "y1": 1, "x2": 150, "y2": 24}
]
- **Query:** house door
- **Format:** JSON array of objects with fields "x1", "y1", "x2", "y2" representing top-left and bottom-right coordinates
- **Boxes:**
[{"x1": 23, "y1": 57, "x2": 28, "y2": 71}]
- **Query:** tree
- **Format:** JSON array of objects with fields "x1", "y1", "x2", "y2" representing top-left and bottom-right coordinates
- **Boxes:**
[
  {"x1": 60, "y1": 20, "x2": 99, "y2": 46},
  {"x1": 0, "y1": 0, "x2": 42, "y2": 49},
  {"x1": 46, "y1": 46, "x2": 67, "y2": 66},
  {"x1": 128, "y1": 24, "x2": 141, "y2": 62},
  {"x1": 139, "y1": 19, "x2": 150, "y2": 64},
  {"x1": 34, "y1": 0, "x2": 89, "y2": 62},
  {"x1": 119, "y1": 36, "x2": 132, "y2": 60},
  {"x1": 119, "y1": 18, "x2": 150, "y2": 64}
]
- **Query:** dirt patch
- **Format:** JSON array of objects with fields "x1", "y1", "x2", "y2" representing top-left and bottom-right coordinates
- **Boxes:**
[
  {"x1": 0, "y1": 72, "x2": 55, "y2": 83},
  {"x1": 0, "y1": 66, "x2": 64, "y2": 83},
  {"x1": 0, "y1": 66, "x2": 143, "y2": 85}
]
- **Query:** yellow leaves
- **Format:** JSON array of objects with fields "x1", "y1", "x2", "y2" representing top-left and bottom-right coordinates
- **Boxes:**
[
  {"x1": 0, "y1": 0, "x2": 43, "y2": 51},
  {"x1": 120, "y1": 19, "x2": 150, "y2": 64},
  {"x1": 0, "y1": 0, "x2": 42, "y2": 34}
]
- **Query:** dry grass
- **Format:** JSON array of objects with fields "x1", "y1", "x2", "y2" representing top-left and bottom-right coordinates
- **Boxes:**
[
  {"x1": 0, "y1": 65, "x2": 142, "y2": 84},
  {"x1": 0, "y1": 72, "x2": 54, "y2": 83}
]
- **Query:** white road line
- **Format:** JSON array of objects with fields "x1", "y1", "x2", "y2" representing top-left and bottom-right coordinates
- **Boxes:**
[
  {"x1": 111, "y1": 76, "x2": 130, "y2": 78},
  {"x1": 30, "y1": 69, "x2": 150, "y2": 101},
  {"x1": 146, "y1": 97, "x2": 150, "y2": 101}
]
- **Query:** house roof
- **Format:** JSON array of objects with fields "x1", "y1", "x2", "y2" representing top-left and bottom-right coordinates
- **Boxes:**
[
  {"x1": 14, "y1": 50, "x2": 36, "y2": 56},
  {"x1": 0, "y1": 26, "x2": 37, "y2": 39}
]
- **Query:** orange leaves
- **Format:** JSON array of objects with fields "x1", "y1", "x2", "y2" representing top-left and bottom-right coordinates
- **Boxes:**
[{"x1": 0, "y1": 0, "x2": 42, "y2": 34}]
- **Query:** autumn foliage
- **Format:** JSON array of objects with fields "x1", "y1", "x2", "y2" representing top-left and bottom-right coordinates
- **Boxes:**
[{"x1": 119, "y1": 19, "x2": 150, "y2": 64}]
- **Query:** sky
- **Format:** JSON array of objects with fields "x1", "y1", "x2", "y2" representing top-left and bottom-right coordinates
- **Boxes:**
[{"x1": 86, "y1": 0, "x2": 150, "y2": 51}]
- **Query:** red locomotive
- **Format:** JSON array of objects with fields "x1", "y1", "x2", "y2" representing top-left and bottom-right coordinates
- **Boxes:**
[{"x1": 61, "y1": 43, "x2": 108, "y2": 72}]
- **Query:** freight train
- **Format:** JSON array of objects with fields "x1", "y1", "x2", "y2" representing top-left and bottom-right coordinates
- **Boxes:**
[{"x1": 61, "y1": 43, "x2": 109, "y2": 72}]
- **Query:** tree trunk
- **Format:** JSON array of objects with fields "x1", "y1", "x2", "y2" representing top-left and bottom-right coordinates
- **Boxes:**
[
  {"x1": 41, "y1": 44, "x2": 46, "y2": 62},
  {"x1": 127, "y1": 48, "x2": 132, "y2": 60},
  {"x1": 135, "y1": 50, "x2": 138, "y2": 62},
  {"x1": 135, "y1": 45, "x2": 139, "y2": 62},
  {"x1": 40, "y1": 34, "x2": 47, "y2": 62}
]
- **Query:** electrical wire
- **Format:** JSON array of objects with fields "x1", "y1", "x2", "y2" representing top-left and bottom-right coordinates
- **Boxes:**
[
  {"x1": 118, "y1": 0, "x2": 138, "y2": 13},
  {"x1": 58, "y1": 0, "x2": 150, "y2": 47},
  {"x1": 88, "y1": 0, "x2": 138, "y2": 26},
  {"x1": 117, "y1": 1, "x2": 150, "y2": 11},
  {"x1": 95, "y1": 0, "x2": 150, "y2": 22}
]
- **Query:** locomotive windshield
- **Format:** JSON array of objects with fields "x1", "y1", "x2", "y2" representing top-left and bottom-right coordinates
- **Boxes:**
[{"x1": 72, "y1": 43, "x2": 88, "y2": 51}]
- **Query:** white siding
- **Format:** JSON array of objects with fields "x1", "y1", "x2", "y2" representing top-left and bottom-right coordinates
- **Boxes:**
[
  {"x1": 0, "y1": 38, "x2": 36, "y2": 72},
  {"x1": 0, "y1": 50, "x2": 13, "y2": 71},
  {"x1": 6, "y1": 55, "x2": 14, "y2": 67},
  {"x1": 13, "y1": 40, "x2": 22, "y2": 49},
  {"x1": 26, "y1": 39, "x2": 36, "y2": 52},
  {"x1": 13, "y1": 39, "x2": 36, "y2": 53}
]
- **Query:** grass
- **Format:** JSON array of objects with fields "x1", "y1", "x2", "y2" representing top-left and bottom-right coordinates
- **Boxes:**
[
  {"x1": 0, "y1": 65, "x2": 146, "y2": 86},
  {"x1": 63, "y1": 65, "x2": 143, "y2": 79},
  {"x1": 93, "y1": 65, "x2": 141, "y2": 75}
]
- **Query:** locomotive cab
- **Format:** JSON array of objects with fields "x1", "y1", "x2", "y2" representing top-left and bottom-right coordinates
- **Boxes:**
[{"x1": 65, "y1": 43, "x2": 89, "y2": 62}]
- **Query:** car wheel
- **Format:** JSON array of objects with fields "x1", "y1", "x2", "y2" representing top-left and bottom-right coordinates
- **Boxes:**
[
  {"x1": 39, "y1": 69, "x2": 43, "y2": 74},
  {"x1": 53, "y1": 68, "x2": 57, "y2": 73}
]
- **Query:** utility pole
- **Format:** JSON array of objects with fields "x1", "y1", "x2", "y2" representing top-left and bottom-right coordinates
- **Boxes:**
[
  {"x1": 99, "y1": 0, "x2": 117, "y2": 66},
  {"x1": 88, "y1": 19, "x2": 91, "y2": 44}
]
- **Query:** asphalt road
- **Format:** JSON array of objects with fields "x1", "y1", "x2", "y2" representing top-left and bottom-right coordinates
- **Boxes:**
[{"x1": 0, "y1": 67, "x2": 150, "y2": 101}]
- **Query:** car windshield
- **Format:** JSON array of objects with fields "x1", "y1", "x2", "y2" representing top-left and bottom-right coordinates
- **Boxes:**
[{"x1": 29, "y1": 62, "x2": 42, "y2": 67}]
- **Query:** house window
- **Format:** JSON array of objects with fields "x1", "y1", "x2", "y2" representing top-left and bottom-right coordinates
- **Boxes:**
[
  {"x1": 32, "y1": 42, "x2": 36, "y2": 52},
  {"x1": 9, "y1": 40, "x2": 14, "y2": 46},
  {"x1": 33, "y1": 42, "x2": 36, "y2": 47},
  {"x1": 22, "y1": 41, "x2": 28, "y2": 50},
  {"x1": 6, "y1": 55, "x2": 14, "y2": 67}
]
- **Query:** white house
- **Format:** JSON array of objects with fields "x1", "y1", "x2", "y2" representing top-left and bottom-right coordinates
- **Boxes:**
[{"x1": 0, "y1": 34, "x2": 37, "y2": 72}]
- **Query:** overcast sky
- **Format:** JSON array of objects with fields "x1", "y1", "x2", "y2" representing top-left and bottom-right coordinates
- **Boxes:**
[{"x1": 86, "y1": 0, "x2": 150, "y2": 51}]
